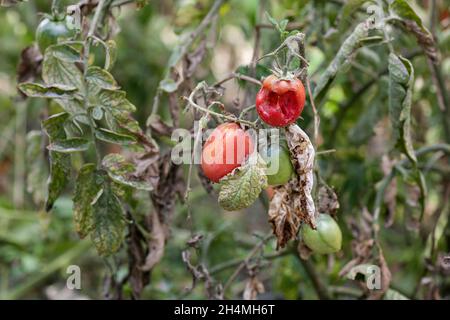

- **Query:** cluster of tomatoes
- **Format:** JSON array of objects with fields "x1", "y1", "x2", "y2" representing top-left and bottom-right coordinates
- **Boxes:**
[
  {"x1": 201, "y1": 75, "x2": 342, "y2": 255},
  {"x1": 201, "y1": 74, "x2": 306, "y2": 184}
]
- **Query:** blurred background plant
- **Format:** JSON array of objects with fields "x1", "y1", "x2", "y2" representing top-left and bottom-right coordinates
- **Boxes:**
[{"x1": 0, "y1": 0, "x2": 449, "y2": 300}]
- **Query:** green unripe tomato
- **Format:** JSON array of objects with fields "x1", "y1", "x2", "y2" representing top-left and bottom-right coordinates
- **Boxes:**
[
  {"x1": 36, "y1": 17, "x2": 75, "y2": 53},
  {"x1": 265, "y1": 145, "x2": 294, "y2": 186},
  {"x1": 301, "y1": 213, "x2": 342, "y2": 254}
]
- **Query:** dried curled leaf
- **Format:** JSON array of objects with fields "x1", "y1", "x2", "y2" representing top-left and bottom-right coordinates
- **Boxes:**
[
  {"x1": 268, "y1": 124, "x2": 316, "y2": 249},
  {"x1": 269, "y1": 186, "x2": 300, "y2": 249},
  {"x1": 318, "y1": 184, "x2": 340, "y2": 218},
  {"x1": 218, "y1": 154, "x2": 268, "y2": 211},
  {"x1": 140, "y1": 212, "x2": 165, "y2": 271},
  {"x1": 285, "y1": 124, "x2": 316, "y2": 227},
  {"x1": 243, "y1": 275, "x2": 265, "y2": 300}
]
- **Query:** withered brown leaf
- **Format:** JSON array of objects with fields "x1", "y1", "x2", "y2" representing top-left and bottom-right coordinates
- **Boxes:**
[
  {"x1": 268, "y1": 124, "x2": 316, "y2": 249},
  {"x1": 318, "y1": 184, "x2": 340, "y2": 218},
  {"x1": 141, "y1": 212, "x2": 165, "y2": 272},
  {"x1": 243, "y1": 275, "x2": 265, "y2": 300}
]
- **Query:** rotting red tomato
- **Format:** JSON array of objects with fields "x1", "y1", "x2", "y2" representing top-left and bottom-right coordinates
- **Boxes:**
[
  {"x1": 201, "y1": 123, "x2": 254, "y2": 183},
  {"x1": 256, "y1": 75, "x2": 306, "y2": 127}
]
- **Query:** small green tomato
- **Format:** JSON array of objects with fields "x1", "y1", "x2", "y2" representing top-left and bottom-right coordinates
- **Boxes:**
[
  {"x1": 301, "y1": 213, "x2": 342, "y2": 254},
  {"x1": 265, "y1": 145, "x2": 294, "y2": 186},
  {"x1": 36, "y1": 17, "x2": 75, "y2": 53}
]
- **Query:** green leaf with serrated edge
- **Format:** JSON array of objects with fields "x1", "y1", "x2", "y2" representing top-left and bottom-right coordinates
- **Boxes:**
[
  {"x1": 73, "y1": 164, "x2": 104, "y2": 238},
  {"x1": 47, "y1": 43, "x2": 82, "y2": 63},
  {"x1": 86, "y1": 66, "x2": 119, "y2": 94},
  {"x1": 388, "y1": 53, "x2": 426, "y2": 219},
  {"x1": 313, "y1": 21, "x2": 370, "y2": 106},
  {"x1": 47, "y1": 138, "x2": 90, "y2": 153},
  {"x1": 102, "y1": 153, "x2": 153, "y2": 191},
  {"x1": 42, "y1": 44, "x2": 83, "y2": 88},
  {"x1": 95, "y1": 128, "x2": 136, "y2": 145},
  {"x1": 26, "y1": 131, "x2": 48, "y2": 205},
  {"x1": 42, "y1": 44, "x2": 85, "y2": 118},
  {"x1": 42, "y1": 113, "x2": 71, "y2": 211},
  {"x1": 90, "y1": 182, "x2": 126, "y2": 256},
  {"x1": 218, "y1": 154, "x2": 268, "y2": 211},
  {"x1": 110, "y1": 109, "x2": 143, "y2": 136},
  {"x1": 18, "y1": 83, "x2": 77, "y2": 99},
  {"x1": 97, "y1": 89, "x2": 136, "y2": 112}
]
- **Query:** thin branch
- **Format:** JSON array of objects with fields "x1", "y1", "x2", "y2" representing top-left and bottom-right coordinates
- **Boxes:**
[
  {"x1": 294, "y1": 253, "x2": 331, "y2": 300},
  {"x1": 184, "y1": 83, "x2": 257, "y2": 128},
  {"x1": 213, "y1": 73, "x2": 262, "y2": 87},
  {"x1": 221, "y1": 233, "x2": 273, "y2": 295}
]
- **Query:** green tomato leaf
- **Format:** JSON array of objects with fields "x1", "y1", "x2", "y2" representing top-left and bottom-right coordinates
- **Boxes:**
[
  {"x1": 86, "y1": 66, "x2": 119, "y2": 94},
  {"x1": 218, "y1": 154, "x2": 268, "y2": 211},
  {"x1": 18, "y1": 83, "x2": 78, "y2": 99},
  {"x1": 388, "y1": 53, "x2": 415, "y2": 162},
  {"x1": 95, "y1": 128, "x2": 136, "y2": 145},
  {"x1": 98, "y1": 88, "x2": 136, "y2": 113},
  {"x1": 73, "y1": 164, "x2": 104, "y2": 238},
  {"x1": 388, "y1": 53, "x2": 426, "y2": 219},
  {"x1": 47, "y1": 137, "x2": 90, "y2": 153},
  {"x1": 42, "y1": 44, "x2": 85, "y2": 118},
  {"x1": 102, "y1": 153, "x2": 153, "y2": 191},
  {"x1": 42, "y1": 112, "x2": 71, "y2": 211},
  {"x1": 42, "y1": 44, "x2": 83, "y2": 88},
  {"x1": 389, "y1": 0, "x2": 437, "y2": 63},
  {"x1": 313, "y1": 21, "x2": 370, "y2": 106},
  {"x1": 90, "y1": 181, "x2": 126, "y2": 256},
  {"x1": 73, "y1": 164, "x2": 126, "y2": 256},
  {"x1": 26, "y1": 130, "x2": 48, "y2": 205}
]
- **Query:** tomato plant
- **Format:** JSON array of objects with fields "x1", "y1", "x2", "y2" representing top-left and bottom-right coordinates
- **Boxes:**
[
  {"x1": 201, "y1": 123, "x2": 254, "y2": 182},
  {"x1": 256, "y1": 75, "x2": 306, "y2": 127}
]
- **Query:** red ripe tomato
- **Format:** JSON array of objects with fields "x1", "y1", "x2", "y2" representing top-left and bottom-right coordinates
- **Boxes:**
[
  {"x1": 256, "y1": 75, "x2": 306, "y2": 127},
  {"x1": 201, "y1": 123, "x2": 254, "y2": 182}
]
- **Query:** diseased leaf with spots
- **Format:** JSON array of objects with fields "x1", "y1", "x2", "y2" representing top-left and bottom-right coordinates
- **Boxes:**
[
  {"x1": 18, "y1": 83, "x2": 78, "y2": 99},
  {"x1": 218, "y1": 154, "x2": 267, "y2": 211},
  {"x1": 26, "y1": 130, "x2": 48, "y2": 205},
  {"x1": 73, "y1": 164, "x2": 126, "y2": 256},
  {"x1": 90, "y1": 181, "x2": 126, "y2": 256},
  {"x1": 73, "y1": 164, "x2": 104, "y2": 238},
  {"x1": 47, "y1": 138, "x2": 90, "y2": 153},
  {"x1": 102, "y1": 153, "x2": 153, "y2": 191},
  {"x1": 42, "y1": 113, "x2": 71, "y2": 211},
  {"x1": 86, "y1": 66, "x2": 119, "y2": 94},
  {"x1": 95, "y1": 128, "x2": 136, "y2": 145},
  {"x1": 42, "y1": 44, "x2": 85, "y2": 117}
]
